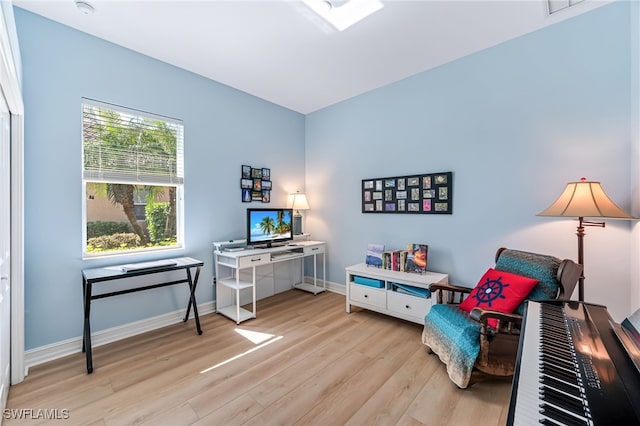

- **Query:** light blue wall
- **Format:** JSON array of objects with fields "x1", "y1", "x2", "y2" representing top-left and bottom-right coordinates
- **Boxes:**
[
  {"x1": 15, "y1": 1, "x2": 637, "y2": 352},
  {"x1": 305, "y1": 2, "x2": 634, "y2": 321},
  {"x1": 15, "y1": 8, "x2": 305, "y2": 350}
]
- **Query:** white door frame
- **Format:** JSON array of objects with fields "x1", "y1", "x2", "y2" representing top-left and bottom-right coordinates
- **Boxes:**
[{"x1": 0, "y1": 3, "x2": 25, "y2": 384}]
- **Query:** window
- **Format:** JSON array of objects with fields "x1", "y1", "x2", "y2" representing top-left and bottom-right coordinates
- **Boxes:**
[{"x1": 82, "y1": 99, "x2": 184, "y2": 257}]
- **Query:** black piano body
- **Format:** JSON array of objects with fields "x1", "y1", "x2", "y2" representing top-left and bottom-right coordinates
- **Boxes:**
[{"x1": 507, "y1": 300, "x2": 640, "y2": 425}]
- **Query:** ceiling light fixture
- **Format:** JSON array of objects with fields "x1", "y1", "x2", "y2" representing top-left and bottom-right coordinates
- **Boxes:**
[
  {"x1": 302, "y1": 0, "x2": 384, "y2": 31},
  {"x1": 75, "y1": 1, "x2": 95, "y2": 15}
]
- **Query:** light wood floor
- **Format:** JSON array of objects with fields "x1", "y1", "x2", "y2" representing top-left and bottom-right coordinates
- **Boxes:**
[{"x1": 5, "y1": 290, "x2": 512, "y2": 426}]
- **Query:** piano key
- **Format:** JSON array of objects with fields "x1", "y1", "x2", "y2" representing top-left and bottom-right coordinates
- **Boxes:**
[
  {"x1": 539, "y1": 403, "x2": 589, "y2": 426},
  {"x1": 540, "y1": 386, "x2": 586, "y2": 416},
  {"x1": 540, "y1": 374, "x2": 581, "y2": 396}
]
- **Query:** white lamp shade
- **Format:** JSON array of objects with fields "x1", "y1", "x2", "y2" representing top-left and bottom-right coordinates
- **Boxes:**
[{"x1": 290, "y1": 192, "x2": 310, "y2": 211}]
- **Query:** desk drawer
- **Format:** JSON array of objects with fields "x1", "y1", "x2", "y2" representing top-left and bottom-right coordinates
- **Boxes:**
[
  {"x1": 387, "y1": 291, "x2": 431, "y2": 319},
  {"x1": 304, "y1": 244, "x2": 325, "y2": 255},
  {"x1": 350, "y1": 284, "x2": 385, "y2": 309},
  {"x1": 238, "y1": 254, "x2": 270, "y2": 268}
]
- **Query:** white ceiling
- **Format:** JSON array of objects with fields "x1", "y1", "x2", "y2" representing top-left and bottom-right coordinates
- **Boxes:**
[{"x1": 13, "y1": 0, "x2": 611, "y2": 114}]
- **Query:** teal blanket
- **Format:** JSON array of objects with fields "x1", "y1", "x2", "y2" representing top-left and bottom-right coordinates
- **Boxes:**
[{"x1": 422, "y1": 304, "x2": 481, "y2": 388}]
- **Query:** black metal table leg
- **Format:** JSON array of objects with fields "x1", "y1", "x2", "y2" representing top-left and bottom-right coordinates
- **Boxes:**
[
  {"x1": 184, "y1": 266, "x2": 202, "y2": 335},
  {"x1": 83, "y1": 279, "x2": 93, "y2": 374}
]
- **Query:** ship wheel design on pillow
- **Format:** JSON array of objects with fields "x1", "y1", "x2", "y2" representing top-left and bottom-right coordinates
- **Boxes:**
[{"x1": 473, "y1": 276, "x2": 509, "y2": 307}]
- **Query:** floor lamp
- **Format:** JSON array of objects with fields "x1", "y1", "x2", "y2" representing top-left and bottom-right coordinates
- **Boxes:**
[{"x1": 537, "y1": 178, "x2": 635, "y2": 301}]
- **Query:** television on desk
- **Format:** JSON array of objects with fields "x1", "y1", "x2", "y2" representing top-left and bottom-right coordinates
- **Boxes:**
[{"x1": 246, "y1": 208, "x2": 293, "y2": 248}]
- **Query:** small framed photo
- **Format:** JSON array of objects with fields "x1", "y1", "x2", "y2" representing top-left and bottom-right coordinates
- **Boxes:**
[
  {"x1": 423, "y1": 176, "x2": 432, "y2": 189},
  {"x1": 439, "y1": 187, "x2": 448, "y2": 200},
  {"x1": 253, "y1": 179, "x2": 262, "y2": 191},
  {"x1": 261, "y1": 180, "x2": 272, "y2": 190},
  {"x1": 252, "y1": 191, "x2": 262, "y2": 201},
  {"x1": 241, "y1": 178, "x2": 253, "y2": 189},
  {"x1": 262, "y1": 168, "x2": 270, "y2": 180},
  {"x1": 364, "y1": 180, "x2": 374, "y2": 189},
  {"x1": 242, "y1": 189, "x2": 252, "y2": 202},
  {"x1": 435, "y1": 202, "x2": 448, "y2": 211},
  {"x1": 262, "y1": 190, "x2": 270, "y2": 203},
  {"x1": 423, "y1": 189, "x2": 435, "y2": 199},
  {"x1": 242, "y1": 165, "x2": 251, "y2": 179},
  {"x1": 251, "y1": 168, "x2": 262, "y2": 179},
  {"x1": 408, "y1": 177, "x2": 419, "y2": 186}
]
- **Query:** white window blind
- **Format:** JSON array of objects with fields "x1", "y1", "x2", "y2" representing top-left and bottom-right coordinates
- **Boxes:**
[{"x1": 82, "y1": 99, "x2": 184, "y2": 185}]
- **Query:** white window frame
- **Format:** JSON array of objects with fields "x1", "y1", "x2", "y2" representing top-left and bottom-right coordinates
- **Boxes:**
[{"x1": 81, "y1": 99, "x2": 184, "y2": 258}]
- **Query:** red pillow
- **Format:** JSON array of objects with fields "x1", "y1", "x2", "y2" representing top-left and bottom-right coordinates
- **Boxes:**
[{"x1": 459, "y1": 268, "x2": 538, "y2": 328}]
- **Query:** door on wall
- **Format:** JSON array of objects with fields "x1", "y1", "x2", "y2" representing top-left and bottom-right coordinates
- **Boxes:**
[{"x1": 0, "y1": 90, "x2": 10, "y2": 413}]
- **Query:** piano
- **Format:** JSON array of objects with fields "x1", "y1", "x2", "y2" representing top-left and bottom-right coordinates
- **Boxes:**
[{"x1": 507, "y1": 300, "x2": 640, "y2": 425}]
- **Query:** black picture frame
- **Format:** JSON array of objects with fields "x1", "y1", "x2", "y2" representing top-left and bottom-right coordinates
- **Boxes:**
[
  {"x1": 241, "y1": 178, "x2": 252, "y2": 189},
  {"x1": 242, "y1": 165, "x2": 251, "y2": 179},
  {"x1": 361, "y1": 171, "x2": 453, "y2": 214},
  {"x1": 242, "y1": 164, "x2": 272, "y2": 203}
]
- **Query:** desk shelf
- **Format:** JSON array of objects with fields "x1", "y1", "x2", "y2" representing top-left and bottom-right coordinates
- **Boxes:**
[
  {"x1": 217, "y1": 305, "x2": 255, "y2": 323},
  {"x1": 218, "y1": 277, "x2": 253, "y2": 290},
  {"x1": 294, "y1": 282, "x2": 326, "y2": 295}
]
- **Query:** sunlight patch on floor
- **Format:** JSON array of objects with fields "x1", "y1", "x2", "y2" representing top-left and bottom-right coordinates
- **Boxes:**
[
  {"x1": 234, "y1": 327, "x2": 275, "y2": 344},
  {"x1": 200, "y1": 329, "x2": 283, "y2": 374}
]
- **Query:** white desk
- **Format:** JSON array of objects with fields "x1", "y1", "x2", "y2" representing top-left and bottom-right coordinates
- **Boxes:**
[{"x1": 213, "y1": 241, "x2": 326, "y2": 323}]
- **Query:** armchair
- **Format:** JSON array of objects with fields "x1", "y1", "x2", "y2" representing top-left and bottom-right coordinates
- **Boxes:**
[{"x1": 422, "y1": 248, "x2": 582, "y2": 388}]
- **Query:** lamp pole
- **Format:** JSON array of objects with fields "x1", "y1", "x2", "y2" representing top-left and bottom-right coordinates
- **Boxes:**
[{"x1": 577, "y1": 217, "x2": 605, "y2": 302}]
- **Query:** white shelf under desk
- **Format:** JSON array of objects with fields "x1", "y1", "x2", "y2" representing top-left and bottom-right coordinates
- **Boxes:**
[{"x1": 213, "y1": 241, "x2": 326, "y2": 324}]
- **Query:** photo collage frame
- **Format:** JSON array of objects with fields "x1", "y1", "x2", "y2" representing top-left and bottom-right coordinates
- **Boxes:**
[
  {"x1": 361, "y1": 172, "x2": 453, "y2": 214},
  {"x1": 241, "y1": 165, "x2": 271, "y2": 203}
]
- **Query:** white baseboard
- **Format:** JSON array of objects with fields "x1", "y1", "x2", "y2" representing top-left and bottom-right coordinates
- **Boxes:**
[
  {"x1": 24, "y1": 279, "x2": 345, "y2": 373},
  {"x1": 24, "y1": 301, "x2": 215, "y2": 371}
]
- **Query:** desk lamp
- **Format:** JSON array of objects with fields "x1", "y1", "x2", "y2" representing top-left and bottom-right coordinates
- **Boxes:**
[
  {"x1": 290, "y1": 191, "x2": 310, "y2": 235},
  {"x1": 537, "y1": 178, "x2": 635, "y2": 301}
]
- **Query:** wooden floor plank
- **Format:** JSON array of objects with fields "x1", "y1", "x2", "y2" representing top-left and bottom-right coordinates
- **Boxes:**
[{"x1": 5, "y1": 290, "x2": 511, "y2": 426}]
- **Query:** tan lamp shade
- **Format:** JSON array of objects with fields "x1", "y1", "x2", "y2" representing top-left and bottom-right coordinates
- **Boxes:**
[{"x1": 537, "y1": 179, "x2": 634, "y2": 219}]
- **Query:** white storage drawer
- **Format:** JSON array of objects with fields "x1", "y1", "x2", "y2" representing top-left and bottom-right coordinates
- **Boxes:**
[
  {"x1": 387, "y1": 291, "x2": 431, "y2": 320},
  {"x1": 238, "y1": 254, "x2": 270, "y2": 268},
  {"x1": 349, "y1": 283, "x2": 386, "y2": 309},
  {"x1": 303, "y1": 244, "x2": 325, "y2": 255}
]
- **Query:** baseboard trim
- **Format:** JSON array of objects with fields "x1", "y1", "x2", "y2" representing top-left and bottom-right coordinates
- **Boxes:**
[
  {"x1": 24, "y1": 280, "x2": 345, "y2": 372},
  {"x1": 24, "y1": 301, "x2": 215, "y2": 371}
]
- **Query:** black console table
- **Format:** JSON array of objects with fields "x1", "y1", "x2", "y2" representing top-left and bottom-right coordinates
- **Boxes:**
[{"x1": 81, "y1": 257, "x2": 204, "y2": 373}]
